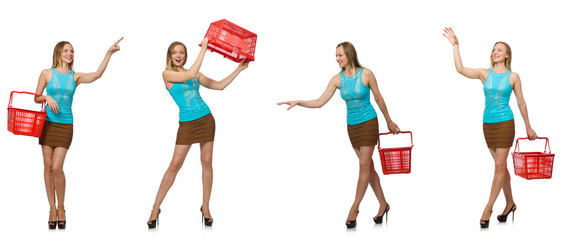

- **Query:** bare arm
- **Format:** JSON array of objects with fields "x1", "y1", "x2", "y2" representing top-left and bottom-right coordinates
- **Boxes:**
[
  {"x1": 443, "y1": 27, "x2": 488, "y2": 82},
  {"x1": 75, "y1": 37, "x2": 123, "y2": 85},
  {"x1": 198, "y1": 61, "x2": 249, "y2": 90},
  {"x1": 163, "y1": 38, "x2": 209, "y2": 83},
  {"x1": 364, "y1": 69, "x2": 400, "y2": 133},
  {"x1": 34, "y1": 69, "x2": 59, "y2": 113},
  {"x1": 277, "y1": 75, "x2": 339, "y2": 110},
  {"x1": 511, "y1": 73, "x2": 537, "y2": 140}
]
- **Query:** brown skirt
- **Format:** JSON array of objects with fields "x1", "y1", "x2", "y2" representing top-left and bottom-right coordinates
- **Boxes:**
[
  {"x1": 483, "y1": 119, "x2": 515, "y2": 148},
  {"x1": 39, "y1": 121, "x2": 74, "y2": 149},
  {"x1": 347, "y1": 117, "x2": 379, "y2": 149},
  {"x1": 176, "y1": 113, "x2": 215, "y2": 145}
]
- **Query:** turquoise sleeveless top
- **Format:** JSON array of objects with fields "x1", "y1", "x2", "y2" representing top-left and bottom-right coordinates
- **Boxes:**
[
  {"x1": 483, "y1": 68, "x2": 514, "y2": 123},
  {"x1": 167, "y1": 70, "x2": 211, "y2": 122},
  {"x1": 45, "y1": 68, "x2": 76, "y2": 124},
  {"x1": 340, "y1": 68, "x2": 377, "y2": 125}
]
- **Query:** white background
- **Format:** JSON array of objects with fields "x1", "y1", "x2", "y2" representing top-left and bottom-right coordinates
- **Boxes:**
[{"x1": 0, "y1": 0, "x2": 561, "y2": 239}]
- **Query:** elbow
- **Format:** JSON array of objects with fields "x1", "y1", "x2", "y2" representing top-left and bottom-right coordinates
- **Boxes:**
[{"x1": 456, "y1": 68, "x2": 463, "y2": 74}]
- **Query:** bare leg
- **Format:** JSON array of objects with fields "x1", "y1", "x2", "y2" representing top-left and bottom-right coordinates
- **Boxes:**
[
  {"x1": 42, "y1": 146, "x2": 57, "y2": 224},
  {"x1": 51, "y1": 147, "x2": 69, "y2": 223},
  {"x1": 347, "y1": 146, "x2": 376, "y2": 220},
  {"x1": 200, "y1": 142, "x2": 214, "y2": 219},
  {"x1": 149, "y1": 144, "x2": 191, "y2": 221},
  {"x1": 481, "y1": 148, "x2": 511, "y2": 221},
  {"x1": 353, "y1": 148, "x2": 388, "y2": 216}
]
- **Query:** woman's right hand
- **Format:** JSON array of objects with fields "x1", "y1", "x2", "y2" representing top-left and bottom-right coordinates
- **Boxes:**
[
  {"x1": 277, "y1": 101, "x2": 299, "y2": 110},
  {"x1": 443, "y1": 27, "x2": 459, "y2": 45},
  {"x1": 45, "y1": 95, "x2": 59, "y2": 113}
]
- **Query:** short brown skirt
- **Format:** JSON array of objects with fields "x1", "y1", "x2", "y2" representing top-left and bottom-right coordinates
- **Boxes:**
[
  {"x1": 347, "y1": 117, "x2": 379, "y2": 149},
  {"x1": 39, "y1": 121, "x2": 74, "y2": 149},
  {"x1": 176, "y1": 113, "x2": 215, "y2": 145},
  {"x1": 483, "y1": 119, "x2": 515, "y2": 148}
]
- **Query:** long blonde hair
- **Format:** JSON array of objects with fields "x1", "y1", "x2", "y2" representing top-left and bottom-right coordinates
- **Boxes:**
[
  {"x1": 51, "y1": 41, "x2": 73, "y2": 70},
  {"x1": 490, "y1": 41, "x2": 512, "y2": 70},
  {"x1": 166, "y1": 41, "x2": 187, "y2": 71},
  {"x1": 336, "y1": 42, "x2": 363, "y2": 71}
]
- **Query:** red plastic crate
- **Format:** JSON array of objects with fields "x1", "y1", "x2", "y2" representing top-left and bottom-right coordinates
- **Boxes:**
[
  {"x1": 377, "y1": 131, "x2": 413, "y2": 175},
  {"x1": 512, "y1": 137, "x2": 555, "y2": 180},
  {"x1": 7, "y1": 91, "x2": 47, "y2": 137},
  {"x1": 203, "y1": 19, "x2": 257, "y2": 62}
]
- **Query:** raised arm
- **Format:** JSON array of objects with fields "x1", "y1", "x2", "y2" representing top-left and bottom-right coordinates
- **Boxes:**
[
  {"x1": 364, "y1": 69, "x2": 399, "y2": 133},
  {"x1": 163, "y1": 38, "x2": 209, "y2": 83},
  {"x1": 443, "y1": 27, "x2": 487, "y2": 82},
  {"x1": 277, "y1": 74, "x2": 339, "y2": 110},
  {"x1": 198, "y1": 61, "x2": 249, "y2": 90},
  {"x1": 511, "y1": 73, "x2": 537, "y2": 140},
  {"x1": 75, "y1": 37, "x2": 123, "y2": 85}
]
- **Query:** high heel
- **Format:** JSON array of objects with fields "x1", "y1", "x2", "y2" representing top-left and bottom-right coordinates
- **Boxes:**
[
  {"x1": 147, "y1": 209, "x2": 161, "y2": 229},
  {"x1": 480, "y1": 210, "x2": 492, "y2": 228},
  {"x1": 497, "y1": 204, "x2": 516, "y2": 222},
  {"x1": 57, "y1": 209, "x2": 66, "y2": 229},
  {"x1": 346, "y1": 210, "x2": 359, "y2": 229},
  {"x1": 373, "y1": 204, "x2": 389, "y2": 224},
  {"x1": 200, "y1": 207, "x2": 213, "y2": 226},
  {"x1": 48, "y1": 211, "x2": 57, "y2": 230}
]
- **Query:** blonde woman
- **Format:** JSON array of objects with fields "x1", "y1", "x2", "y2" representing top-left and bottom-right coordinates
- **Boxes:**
[
  {"x1": 443, "y1": 27, "x2": 537, "y2": 228},
  {"x1": 278, "y1": 42, "x2": 400, "y2": 228},
  {"x1": 147, "y1": 39, "x2": 249, "y2": 228},
  {"x1": 34, "y1": 38, "x2": 123, "y2": 229}
]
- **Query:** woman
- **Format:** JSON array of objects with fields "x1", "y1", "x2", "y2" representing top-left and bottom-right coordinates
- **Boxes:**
[
  {"x1": 147, "y1": 39, "x2": 249, "y2": 228},
  {"x1": 34, "y1": 38, "x2": 123, "y2": 229},
  {"x1": 443, "y1": 27, "x2": 537, "y2": 228},
  {"x1": 278, "y1": 42, "x2": 400, "y2": 228}
]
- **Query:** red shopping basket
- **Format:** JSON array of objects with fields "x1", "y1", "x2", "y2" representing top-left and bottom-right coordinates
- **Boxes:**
[
  {"x1": 512, "y1": 137, "x2": 555, "y2": 180},
  {"x1": 7, "y1": 91, "x2": 47, "y2": 137},
  {"x1": 377, "y1": 131, "x2": 413, "y2": 175},
  {"x1": 203, "y1": 19, "x2": 257, "y2": 63}
]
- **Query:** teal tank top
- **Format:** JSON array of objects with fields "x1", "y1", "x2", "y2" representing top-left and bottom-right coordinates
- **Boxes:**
[
  {"x1": 45, "y1": 68, "x2": 76, "y2": 124},
  {"x1": 167, "y1": 70, "x2": 211, "y2": 122},
  {"x1": 340, "y1": 68, "x2": 377, "y2": 125},
  {"x1": 483, "y1": 68, "x2": 514, "y2": 123}
]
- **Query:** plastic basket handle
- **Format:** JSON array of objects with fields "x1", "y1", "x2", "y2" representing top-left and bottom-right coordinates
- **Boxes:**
[
  {"x1": 377, "y1": 131, "x2": 413, "y2": 149},
  {"x1": 8, "y1": 91, "x2": 46, "y2": 111},
  {"x1": 514, "y1": 137, "x2": 551, "y2": 153}
]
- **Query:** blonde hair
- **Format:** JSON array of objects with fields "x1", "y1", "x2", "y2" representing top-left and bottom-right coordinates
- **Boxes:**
[
  {"x1": 166, "y1": 41, "x2": 187, "y2": 71},
  {"x1": 336, "y1": 42, "x2": 363, "y2": 71},
  {"x1": 491, "y1": 41, "x2": 512, "y2": 70},
  {"x1": 51, "y1": 41, "x2": 73, "y2": 70}
]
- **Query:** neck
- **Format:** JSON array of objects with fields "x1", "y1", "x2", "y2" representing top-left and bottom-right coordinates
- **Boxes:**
[
  {"x1": 342, "y1": 66, "x2": 358, "y2": 76},
  {"x1": 57, "y1": 63, "x2": 71, "y2": 73},
  {"x1": 492, "y1": 64, "x2": 508, "y2": 73}
]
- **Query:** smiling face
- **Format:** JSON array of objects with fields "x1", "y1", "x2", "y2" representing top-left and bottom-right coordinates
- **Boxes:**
[
  {"x1": 51, "y1": 41, "x2": 74, "y2": 70},
  {"x1": 336, "y1": 46, "x2": 348, "y2": 68},
  {"x1": 490, "y1": 41, "x2": 512, "y2": 70},
  {"x1": 60, "y1": 43, "x2": 74, "y2": 64}
]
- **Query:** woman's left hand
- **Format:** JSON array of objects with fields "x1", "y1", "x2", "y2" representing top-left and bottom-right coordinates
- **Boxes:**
[
  {"x1": 387, "y1": 121, "x2": 400, "y2": 134},
  {"x1": 108, "y1": 37, "x2": 124, "y2": 53},
  {"x1": 526, "y1": 127, "x2": 538, "y2": 140},
  {"x1": 238, "y1": 60, "x2": 249, "y2": 71}
]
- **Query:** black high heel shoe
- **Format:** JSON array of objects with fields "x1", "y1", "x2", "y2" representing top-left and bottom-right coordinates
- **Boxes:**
[
  {"x1": 147, "y1": 209, "x2": 161, "y2": 229},
  {"x1": 373, "y1": 204, "x2": 389, "y2": 224},
  {"x1": 497, "y1": 204, "x2": 516, "y2": 222},
  {"x1": 48, "y1": 211, "x2": 57, "y2": 230},
  {"x1": 345, "y1": 210, "x2": 359, "y2": 228},
  {"x1": 480, "y1": 210, "x2": 492, "y2": 228},
  {"x1": 200, "y1": 207, "x2": 213, "y2": 226},
  {"x1": 57, "y1": 210, "x2": 66, "y2": 229}
]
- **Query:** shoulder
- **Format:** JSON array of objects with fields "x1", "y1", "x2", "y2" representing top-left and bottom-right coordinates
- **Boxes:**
[
  {"x1": 509, "y1": 71, "x2": 520, "y2": 79},
  {"x1": 40, "y1": 69, "x2": 52, "y2": 81},
  {"x1": 361, "y1": 68, "x2": 375, "y2": 78},
  {"x1": 509, "y1": 71, "x2": 520, "y2": 85}
]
